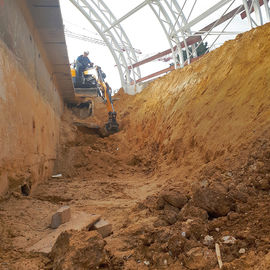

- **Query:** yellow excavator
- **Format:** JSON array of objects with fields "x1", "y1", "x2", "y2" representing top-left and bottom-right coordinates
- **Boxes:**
[{"x1": 70, "y1": 65, "x2": 119, "y2": 134}]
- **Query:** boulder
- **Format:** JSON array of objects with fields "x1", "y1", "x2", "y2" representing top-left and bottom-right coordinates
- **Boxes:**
[
  {"x1": 161, "y1": 202, "x2": 181, "y2": 225},
  {"x1": 161, "y1": 190, "x2": 188, "y2": 209},
  {"x1": 50, "y1": 230, "x2": 107, "y2": 270},
  {"x1": 193, "y1": 187, "x2": 235, "y2": 217},
  {"x1": 178, "y1": 204, "x2": 208, "y2": 221}
]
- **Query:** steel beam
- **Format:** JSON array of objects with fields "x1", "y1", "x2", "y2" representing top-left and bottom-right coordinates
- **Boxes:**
[
  {"x1": 241, "y1": 0, "x2": 268, "y2": 18},
  {"x1": 89, "y1": 0, "x2": 141, "y2": 84},
  {"x1": 103, "y1": 0, "x2": 150, "y2": 33},
  {"x1": 128, "y1": 36, "x2": 201, "y2": 69},
  {"x1": 264, "y1": 0, "x2": 270, "y2": 20},
  {"x1": 176, "y1": 0, "x2": 235, "y2": 33},
  {"x1": 135, "y1": 55, "x2": 204, "y2": 83}
]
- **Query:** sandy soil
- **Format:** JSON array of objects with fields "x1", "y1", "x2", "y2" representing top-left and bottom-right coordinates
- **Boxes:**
[{"x1": 1, "y1": 23, "x2": 270, "y2": 269}]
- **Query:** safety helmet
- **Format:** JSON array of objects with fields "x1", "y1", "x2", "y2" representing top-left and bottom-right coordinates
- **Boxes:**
[{"x1": 84, "y1": 51, "x2": 89, "y2": 55}]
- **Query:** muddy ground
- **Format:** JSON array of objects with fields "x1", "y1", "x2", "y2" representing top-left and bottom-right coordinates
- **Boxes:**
[{"x1": 1, "y1": 23, "x2": 270, "y2": 270}]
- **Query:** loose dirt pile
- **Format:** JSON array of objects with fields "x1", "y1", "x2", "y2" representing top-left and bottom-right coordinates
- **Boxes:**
[{"x1": 1, "y1": 23, "x2": 270, "y2": 269}]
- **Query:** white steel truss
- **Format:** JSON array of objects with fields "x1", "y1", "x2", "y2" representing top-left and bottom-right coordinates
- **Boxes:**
[{"x1": 67, "y1": 0, "x2": 270, "y2": 90}]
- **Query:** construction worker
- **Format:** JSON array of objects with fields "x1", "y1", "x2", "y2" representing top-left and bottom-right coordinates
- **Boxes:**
[{"x1": 76, "y1": 51, "x2": 93, "y2": 82}]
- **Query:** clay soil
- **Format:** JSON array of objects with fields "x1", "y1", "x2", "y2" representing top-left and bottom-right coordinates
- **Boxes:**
[{"x1": 1, "y1": 23, "x2": 270, "y2": 269}]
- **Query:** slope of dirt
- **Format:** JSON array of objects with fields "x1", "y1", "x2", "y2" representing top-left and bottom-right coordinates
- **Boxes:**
[{"x1": 1, "y1": 23, "x2": 270, "y2": 269}]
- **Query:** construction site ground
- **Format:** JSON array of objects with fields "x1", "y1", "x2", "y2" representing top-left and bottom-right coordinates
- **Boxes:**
[{"x1": 1, "y1": 23, "x2": 270, "y2": 270}]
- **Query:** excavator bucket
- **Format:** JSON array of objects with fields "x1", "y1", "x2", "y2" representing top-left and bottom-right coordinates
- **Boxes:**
[
  {"x1": 74, "y1": 87, "x2": 99, "y2": 97},
  {"x1": 105, "y1": 111, "x2": 119, "y2": 134}
]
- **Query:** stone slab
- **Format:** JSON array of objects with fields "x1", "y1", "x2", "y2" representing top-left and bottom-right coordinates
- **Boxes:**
[
  {"x1": 93, "y1": 219, "x2": 112, "y2": 238},
  {"x1": 27, "y1": 212, "x2": 101, "y2": 254},
  {"x1": 50, "y1": 206, "x2": 71, "y2": 229}
]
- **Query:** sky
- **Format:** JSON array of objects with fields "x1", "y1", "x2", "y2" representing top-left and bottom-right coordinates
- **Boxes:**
[{"x1": 59, "y1": 0, "x2": 267, "y2": 91}]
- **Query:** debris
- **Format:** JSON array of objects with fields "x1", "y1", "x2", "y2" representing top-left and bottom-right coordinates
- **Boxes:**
[
  {"x1": 92, "y1": 219, "x2": 112, "y2": 238},
  {"x1": 184, "y1": 247, "x2": 216, "y2": 269},
  {"x1": 52, "y1": 174, "x2": 62, "y2": 178},
  {"x1": 27, "y1": 213, "x2": 101, "y2": 253},
  {"x1": 161, "y1": 190, "x2": 188, "y2": 209},
  {"x1": 144, "y1": 260, "x2": 150, "y2": 265},
  {"x1": 203, "y1": 235, "x2": 214, "y2": 246},
  {"x1": 222, "y1": 235, "x2": 236, "y2": 244},
  {"x1": 215, "y1": 243, "x2": 223, "y2": 269},
  {"x1": 50, "y1": 206, "x2": 71, "y2": 229},
  {"x1": 50, "y1": 230, "x2": 107, "y2": 270},
  {"x1": 239, "y1": 248, "x2": 246, "y2": 254},
  {"x1": 193, "y1": 187, "x2": 235, "y2": 217}
]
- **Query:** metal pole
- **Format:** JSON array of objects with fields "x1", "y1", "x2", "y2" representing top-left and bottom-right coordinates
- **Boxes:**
[
  {"x1": 242, "y1": 0, "x2": 254, "y2": 27},
  {"x1": 103, "y1": 0, "x2": 150, "y2": 33},
  {"x1": 263, "y1": 0, "x2": 270, "y2": 21}
]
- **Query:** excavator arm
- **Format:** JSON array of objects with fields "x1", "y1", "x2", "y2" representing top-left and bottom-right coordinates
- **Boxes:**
[{"x1": 97, "y1": 67, "x2": 119, "y2": 133}]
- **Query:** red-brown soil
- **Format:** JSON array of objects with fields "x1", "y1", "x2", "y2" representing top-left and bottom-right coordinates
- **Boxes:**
[{"x1": 1, "y1": 23, "x2": 270, "y2": 269}]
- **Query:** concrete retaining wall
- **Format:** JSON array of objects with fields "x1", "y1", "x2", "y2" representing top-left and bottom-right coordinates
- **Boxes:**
[{"x1": 0, "y1": 0, "x2": 69, "y2": 195}]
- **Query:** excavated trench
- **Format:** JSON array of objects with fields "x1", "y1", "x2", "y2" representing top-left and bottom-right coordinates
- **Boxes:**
[{"x1": 1, "y1": 23, "x2": 270, "y2": 270}]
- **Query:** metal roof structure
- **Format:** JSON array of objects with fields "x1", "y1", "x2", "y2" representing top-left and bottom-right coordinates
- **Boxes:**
[{"x1": 68, "y1": 0, "x2": 270, "y2": 93}]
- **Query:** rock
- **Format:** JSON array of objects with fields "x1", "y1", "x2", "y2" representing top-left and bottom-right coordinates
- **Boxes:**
[
  {"x1": 163, "y1": 203, "x2": 180, "y2": 225},
  {"x1": 203, "y1": 235, "x2": 214, "y2": 246},
  {"x1": 50, "y1": 230, "x2": 107, "y2": 270},
  {"x1": 178, "y1": 204, "x2": 208, "y2": 221},
  {"x1": 181, "y1": 219, "x2": 208, "y2": 240},
  {"x1": 51, "y1": 206, "x2": 71, "y2": 229},
  {"x1": 161, "y1": 190, "x2": 188, "y2": 209},
  {"x1": 193, "y1": 187, "x2": 235, "y2": 217},
  {"x1": 156, "y1": 196, "x2": 165, "y2": 210},
  {"x1": 239, "y1": 248, "x2": 246, "y2": 254},
  {"x1": 93, "y1": 219, "x2": 112, "y2": 238},
  {"x1": 230, "y1": 190, "x2": 248, "y2": 203},
  {"x1": 227, "y1": 211, "x2": 240, "y2": 221},
  {"x1": 253, "y1": 177, "x2": 270, "y2": 190},
  {"x1": 222, "y1": 235, "x2": 236, "y2": 244},
  {"x1": 210, "y1": 182, "x2": 228, "y2": 193},
  {"x1": 168, "y1": 234, "x2": 186, "y2": 257},
  {"x1": 184, "y1": 247, "x2": 217, "y2": 269},
  {"x1": 163, "y1": 209, "x2": 178, "y2": 225}
]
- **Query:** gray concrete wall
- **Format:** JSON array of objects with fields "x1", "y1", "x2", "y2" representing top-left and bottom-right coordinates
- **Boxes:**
[{"x1": 0, "y1": 0, "x2": 71, "y2": 196}]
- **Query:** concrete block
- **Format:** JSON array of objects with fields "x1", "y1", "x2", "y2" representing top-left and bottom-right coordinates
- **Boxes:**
[
  {"x1": 28, "y1": 213, "x2": 101, "y2": 253},
  {"x1": 93, "y1": 219, "x2": 112, "y2": 238},
  {"x1": 51, "y1": 206, "x2": 71, "y2": 229}
]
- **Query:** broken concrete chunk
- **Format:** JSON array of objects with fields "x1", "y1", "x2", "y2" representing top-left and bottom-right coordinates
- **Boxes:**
[
  {"x1": 222, "y1": 235, "x2": 236, "y2": 244},
  {"x1": 203, "y1": 235, "x2": 214, "y2": 246},
  {"x1": 93, "y1": 219, "x2": 112, "y2": 238},
  {"x1": 51, "y1": 206, "x2": 71, "y2": 229}
]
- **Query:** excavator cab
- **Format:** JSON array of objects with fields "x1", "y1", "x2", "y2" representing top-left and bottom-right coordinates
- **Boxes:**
[{"x1": 71, "y1": 65, "x2": 100, "y2": 97}]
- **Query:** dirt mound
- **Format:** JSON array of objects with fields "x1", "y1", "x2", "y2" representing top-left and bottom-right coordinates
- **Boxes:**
[
  {"x1": 104, "y1": 23, "x2": 270, "y2": 269},
  {"x1": 114, "y1": 23, "x2": 270, "y2": 188}
]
